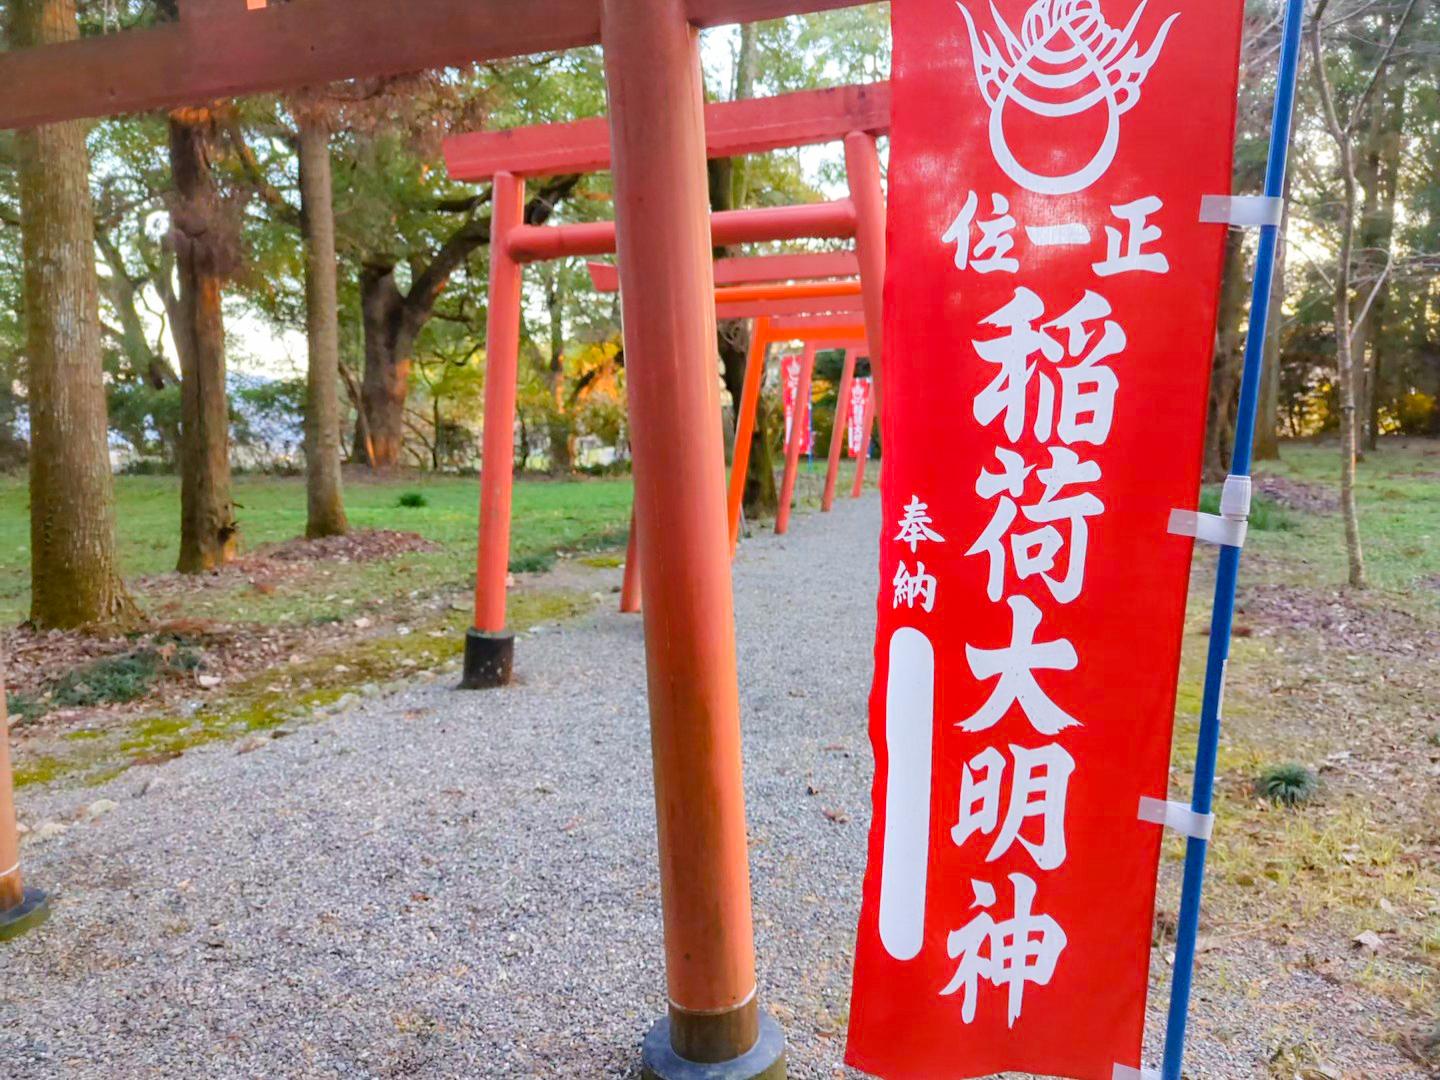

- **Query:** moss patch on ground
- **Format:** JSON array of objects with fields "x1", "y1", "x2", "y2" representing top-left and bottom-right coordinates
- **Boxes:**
[{"x1": 12, "y1": 587, "x2": 598, "y2": 792}]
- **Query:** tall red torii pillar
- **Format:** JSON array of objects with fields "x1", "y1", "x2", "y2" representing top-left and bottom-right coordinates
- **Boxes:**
[{"x1": 446, "y1": 82, "x2": 889, "y2": 691}]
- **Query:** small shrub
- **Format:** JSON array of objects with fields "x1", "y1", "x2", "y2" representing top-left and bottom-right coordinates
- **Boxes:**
[
  {"x1": 1396, "y1": 390, "x2": 1436, "y2": 435},
  {"x1": 1254, "y1": 763, "x2": 1320, "y2": 808},
  {"x1": 509, "y1": 551, "x2": 556, "y2": 574},
  {"x1": 7, "y1": 693, "x2": 45, "y2": 724},
  {"x1": 51, "y1": 651, "x2": 165, "y2": 709},
  {"x1": 119, "y1": 458, "x2": 175, "y2": 476},
  {"x1": 28, "y1": 646, "x2": 204, "y2": 719},
  {"x1": 396, "y1": 491, "x2": 428, "y2": 509}
]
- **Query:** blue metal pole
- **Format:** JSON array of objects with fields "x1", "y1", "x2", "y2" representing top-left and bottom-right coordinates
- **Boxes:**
[{"x1": 1161, "y1": 1, "x2": 1307, "y2": 1077}]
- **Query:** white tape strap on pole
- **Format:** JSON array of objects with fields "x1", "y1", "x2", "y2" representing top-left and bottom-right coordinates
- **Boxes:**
[
  {"x1": 1169, "y1": 474, "x2": 1252, "y2": 549},
  {"x1": 1113, "y1": 1065, "x2": 1160, "y2": 1080},
  {"x1": 0, "y1": 861, "x2": 19, "y2": 880},
  {"x1": 1138, "y1": 796, "x2": 1215, "y2": 841},
  {"x1": 1168, "y1": 509, "x2": 1246, "y2": 548},
  {"x1": 1199, "y1": 194, "x2": 1284, "y2": 227}
]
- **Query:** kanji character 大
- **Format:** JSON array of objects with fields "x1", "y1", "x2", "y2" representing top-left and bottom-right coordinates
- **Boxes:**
[{"x1": 961, "y1": 595, "x2": 1079, "y2": 735}]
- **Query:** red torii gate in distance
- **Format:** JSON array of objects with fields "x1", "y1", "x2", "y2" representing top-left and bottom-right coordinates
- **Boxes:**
[
  {"x1": 446, "y1": 83, "x2": 890, "y2": 694},
  {"x1": 587, "y1": 258, "x2": 875, "y2": 543},
  {"x1": 0, "y1": 5, "x2": 890, "y2": 1075},
  {"x1": 601, "y1": 268, "x2": 875, "y2": 615}
]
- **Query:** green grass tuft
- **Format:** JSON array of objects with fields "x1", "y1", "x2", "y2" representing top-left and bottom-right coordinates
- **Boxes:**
[
  {"x1": 396, "y1": 491, "x2": 429, "y2": 509},
  {"x1": 1198, "y1": 488, "x2": 1294, "y2": 531},
  {"x1": 1254, "y1": 762, "x2": 1321, "y2": 808}
]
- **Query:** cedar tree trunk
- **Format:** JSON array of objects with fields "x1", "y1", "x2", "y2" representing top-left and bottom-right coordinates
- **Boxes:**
[
  {"x1": 297, "y1": 117, "x2": 349, "y2": 536},
  {"x1": 13, "y1": 0, "x2": 137, "y2": 628},
  {"x1": 168, "y1": 111, "x2": 239, "y2": 573}
]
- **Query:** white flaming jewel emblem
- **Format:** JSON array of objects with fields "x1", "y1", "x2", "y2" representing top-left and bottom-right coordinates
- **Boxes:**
[{"x1": 957, "y1": 0, "x2": 1179, "y2": 195}]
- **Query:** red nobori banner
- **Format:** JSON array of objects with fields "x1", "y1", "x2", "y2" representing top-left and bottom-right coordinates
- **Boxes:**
[
  {"x1": 848, "y1": 377, "x2": 874, "y2": 458},
  {"x1": 782, "y1": 353, "x2": 815, "y2": 454},
  {"x1": 847, "y1": 2, "x2": 1245, "y2": 1078}
]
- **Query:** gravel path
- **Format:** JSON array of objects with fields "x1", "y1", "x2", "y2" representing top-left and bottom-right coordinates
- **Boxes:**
[{"x1": 2, "y1": 493, "x2": 1425, "y2": 1079}]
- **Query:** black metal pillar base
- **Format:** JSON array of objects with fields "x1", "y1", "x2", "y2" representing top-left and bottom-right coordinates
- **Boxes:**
[
  {"x1": 0, "y1": 888, "x2": 50, "y2": 943},
  {"x1": 459, "y1": 629, "x2": 514, "y2": 690},
  {"x1": 641, "y1": 1014, "x2": 786, "y2": 1080}
]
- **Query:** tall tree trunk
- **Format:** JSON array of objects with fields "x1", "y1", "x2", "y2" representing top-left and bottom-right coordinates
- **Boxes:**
[
  {"x1": 1311, "y1": 4, "x2": 1369, "y2": 589},
  {"x1": 168, "y1": 112, "x2": 238, "y2": 573},
  {"x1": 356, "y1": 263, "x2": 413, "y2": 471},
  {"x1": 12, "y1": 0, "x2": 137, "y2": 629},
  {"x1": 709, "y1": 23, "x2": 776, "y2": 516},
  {"x1": 297, "y1": 117, "x2": 349, "y2": 537},
  {"x1": 1254, "y1": 189, "x2": 1291, "y2": 463},
  {"x1": 1203, "y1": 226, "x2": 1249, "y2": 480},
  {"x1": 542, "y1": 262, "x2": 572, "y2": 475},
  {"x1": 351, "y1": 174, "x2": 579, "y2": 471},
  {"x1": 1361, "y1": 78, "x2": 1406, "y2": 452}
]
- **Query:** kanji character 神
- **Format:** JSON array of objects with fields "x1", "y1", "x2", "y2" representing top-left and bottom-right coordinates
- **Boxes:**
[{"x1": 940, "y1": 873, "x2": 1068, "y2": 1026}]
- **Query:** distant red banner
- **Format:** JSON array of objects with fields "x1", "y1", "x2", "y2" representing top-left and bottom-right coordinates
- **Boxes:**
[
  {"x1": 781, "y1": 353, "x2": 815, "y2": 454},
  {"x1": 847, "y1": 377, "x2": 873, "y2": 458},
  {"x1": 847, "y1": 2, "x2": 1245, "y2": 1079}
]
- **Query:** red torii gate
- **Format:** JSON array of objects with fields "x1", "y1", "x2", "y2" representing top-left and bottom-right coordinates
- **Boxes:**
[
  {"x1": 606, "y1": 271, "x2": 875, "y2": 614},
  {"x1": 1, "y1": 6, "x2": 889, "y2": 1075},
  {"x1": 587, "y1": 260, "x2": 875, "y2": 547},
  {"x1": 447, "y1": 84, "x2": 890, "y2": 694}
]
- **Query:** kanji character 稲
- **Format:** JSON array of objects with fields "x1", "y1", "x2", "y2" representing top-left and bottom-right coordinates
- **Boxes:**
[
  {"x1": 972, "y1": 288, "x2": 1061, "y2": 442},
  {"x1": 1038, "y1": 291, "x2": 1123, "y2": 446}
]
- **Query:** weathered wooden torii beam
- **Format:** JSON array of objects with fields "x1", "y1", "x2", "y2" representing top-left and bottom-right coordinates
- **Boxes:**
[
  {"x1": 605, "y1": 271, "x2": 874, "y2": 612},
  {"x1": 0, "y1": 0, "x2": 861, "y2": 131}
]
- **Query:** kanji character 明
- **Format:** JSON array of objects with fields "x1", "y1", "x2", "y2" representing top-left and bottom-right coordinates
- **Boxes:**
[{"x1": 952, "y1": 743, "x2": 1076, "y2": 871}]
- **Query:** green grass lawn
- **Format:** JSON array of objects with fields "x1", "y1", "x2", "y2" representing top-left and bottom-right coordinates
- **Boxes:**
[
  {"x1": 0, "y1": 470, "x2": 636, "y2": 626},
  {"x1": 1239, "y1": 437, "x2": 1440, "y2": 602}
]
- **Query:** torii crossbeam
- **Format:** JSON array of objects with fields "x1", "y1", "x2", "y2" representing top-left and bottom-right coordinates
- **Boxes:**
[{"x1": 604, "y1": 270, "x2": 876, "y2": 613}]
